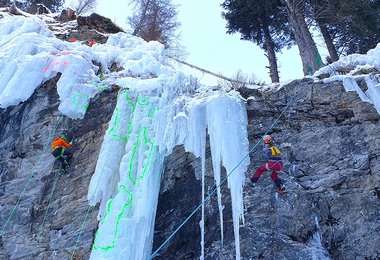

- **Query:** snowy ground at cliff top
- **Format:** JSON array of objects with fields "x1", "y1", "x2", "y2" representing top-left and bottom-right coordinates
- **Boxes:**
[
  {"x1": 314, "y1": 43, "x2": 380, "y2": 114},
  {"x1": 0, "y1": 14, "x2": 249, "y2": 259},
  {"x1": 0, "y1": 14, "x2": 173, "y2": 118}
]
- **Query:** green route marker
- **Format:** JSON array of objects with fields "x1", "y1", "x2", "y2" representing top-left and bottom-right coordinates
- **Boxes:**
[
  {"x1": 148, "y1": 107, "x2": 160, "y2": 118},
  {"x1": 137, "y1": 96, "x2": 150, "y2": 106},
  {"x1": 127, "y1": 127, "x2": 155, "y2": 185},
  {"x1": 108, "y1": 107, "x2": 129, "y2": 142},
  {"x1": 93, "y1": 184, "x2": 133, "y2": 251},
  {"x1": 92, "y1": 92, "x2": 158, "y2": 253},
  {"x1": 71, "y1": 93, "x2": 90, "y2": 112}
]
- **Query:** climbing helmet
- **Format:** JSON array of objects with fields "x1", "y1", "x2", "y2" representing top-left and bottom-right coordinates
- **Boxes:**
[
  {"x1": 262, "y1": 135, "x2": 272, "y2": 144},
  {"x1": 60, "y1": 135, "x2": 68, "y2": 142}
]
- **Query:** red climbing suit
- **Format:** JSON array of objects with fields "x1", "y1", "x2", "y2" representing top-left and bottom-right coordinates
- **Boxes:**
[
  {"x1": 250, "y1": 142, "x2": 284, "y2": 191},
  {"x1": 251, "y1": 161, "x2": 283, "y2": 183}
]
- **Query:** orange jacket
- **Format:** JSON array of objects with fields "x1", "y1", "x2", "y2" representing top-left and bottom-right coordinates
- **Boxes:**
[{"x1": 51, "y1": 138, "x2": 72, "y2": 151}]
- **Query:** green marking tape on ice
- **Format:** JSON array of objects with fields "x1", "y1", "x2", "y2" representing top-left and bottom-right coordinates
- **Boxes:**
[
  {"x1": 91, "y1": 93, "x2": 157, "y2": 253},
  {"x1": 127, "y1": 127, "x2": 155, "y2": 185},
  {"x1": 71, "y1": 93, "x2": 90, "y2": 112},
  {"x1": 137, "y1": 96, "x2": 150, "y2": 106},
  {"x1": 93, "y1": 184, "x2": 133, "y2": 251},
  {"x1": 108, "y1": 107, "x2": 129, "y2": 142},
  {"x1": 148, "y1": 107, "x2": 159, "y2": 118}
]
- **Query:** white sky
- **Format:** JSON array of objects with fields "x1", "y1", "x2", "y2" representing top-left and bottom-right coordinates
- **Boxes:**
[{"x1": 94, "y1": 0, "x2": 329, "y2": 86}]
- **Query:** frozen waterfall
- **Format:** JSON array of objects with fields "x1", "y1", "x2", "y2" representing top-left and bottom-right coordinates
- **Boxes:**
[{"x1": 87, "y1": 75, "x2": 249, "y2": 259}]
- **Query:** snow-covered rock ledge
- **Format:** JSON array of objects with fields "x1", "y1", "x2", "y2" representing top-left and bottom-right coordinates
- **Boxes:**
[{"x1": 314, "y1": 43, "x2": 380, "y2": 114}]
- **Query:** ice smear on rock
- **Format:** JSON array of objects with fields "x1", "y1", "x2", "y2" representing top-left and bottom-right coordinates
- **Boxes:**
[
  {"x1": 308, "y1": 215, "x2": 330, "y2": 260},
  {"x1": 87, "y1": 73, "x2": 249, "y2": 259}
]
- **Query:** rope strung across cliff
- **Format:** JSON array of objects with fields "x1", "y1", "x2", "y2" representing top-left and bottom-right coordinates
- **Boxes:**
[
  {"x1": 149, "y1": 97, "x2": 296, "y2": 259},
  {"x1": 0, "y1": 115, "x2": 63, "y2": 238},
  {"x1": 166, "y1": 54, "x2": 259, "y2": 86}
]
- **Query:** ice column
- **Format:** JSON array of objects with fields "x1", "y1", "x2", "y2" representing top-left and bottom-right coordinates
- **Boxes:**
[
  {"x1": 185, "y1": 104, "x2": 207, "y2": 260},
  {"x1": 89, "y1": 91, "x2": 162, "y2": 260},
  {"x1": 206, "y1": 93, "x2": 249, "y2": 260}
]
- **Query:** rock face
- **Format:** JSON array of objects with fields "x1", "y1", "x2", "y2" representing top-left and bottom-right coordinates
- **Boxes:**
[
  {"x1": 0, "y1": 77, "x2": 117, "y2": 259},
  {"x1": 1, "y1": 75, "x2": 380, "y2": 260},
  {"x1": 77, "y1": 13, "x2": 124, "y2": 34},
  {"x1": 52, "y1": 13, "x2": 117, "y2": 45}
]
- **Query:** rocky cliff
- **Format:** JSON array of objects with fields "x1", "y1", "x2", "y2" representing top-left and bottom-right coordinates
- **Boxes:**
[
  {"x1": 0, "y1": 76, "x2": 117, "y2": 259},
  {"x1": 239, "y1": 78, "x2": 380, "y2": 260},
  {"x1": 153, "y1": 78, "x2": 380, "y2": 259},
  {"x1": 0, "y1": 9, "x2": 380, "y2": 260},
  {"x1": 1, "y1": 75, "x2": 379, "y2": 259}
]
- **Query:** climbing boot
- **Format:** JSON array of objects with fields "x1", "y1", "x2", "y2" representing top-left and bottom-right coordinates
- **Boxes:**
[
  {"x1": 278, "y1": 184, "x2": 286, "y2": 195},
  {"x1": 63, "y1": 160, "x2": 70, "y2": 169},
  {"x1": 244, "y1": 182, "x2": 255, "y2": 190}
]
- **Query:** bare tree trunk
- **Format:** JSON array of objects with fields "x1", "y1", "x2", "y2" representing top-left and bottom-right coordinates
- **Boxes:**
[
  {"x1": 317, "y1": 21, "x2": 339, "y2": 62},
  {"x1": 132, "y1": 0, "x2": 151, "y2": 36},
  {"x1": 262, "y1": 22, "x2": 280, "y2": 83},
  {"x1": 281, "y1": 0, "x2": 324, "y2": 75}
]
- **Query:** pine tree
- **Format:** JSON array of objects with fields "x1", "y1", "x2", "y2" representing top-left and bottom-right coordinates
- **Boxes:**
[
  {"x1": 129, "y1": 0, "x2": 180, "y2": 50},
  {"x1": 308, "y1": 0, "x2": 339, "y2": 62},
  {"x1": 307, "y1": 0, "x2": 380, "y2": 57},
  {"x1": 330, "y1": 0, "x2": 380, "y2": 55},
  {"x1": 279, "y1": 0, "x2": 324, "y2": 75},
  {"x1": 222, "y1": 0, "x2": 293, "y2": 83}
]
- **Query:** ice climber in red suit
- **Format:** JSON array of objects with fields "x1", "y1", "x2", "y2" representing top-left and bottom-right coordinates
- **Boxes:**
[{"x1": 250, "y1": 135, "x2": 286, "y2": 194}]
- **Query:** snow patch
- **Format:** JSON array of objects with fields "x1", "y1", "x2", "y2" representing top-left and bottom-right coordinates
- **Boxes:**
[{"x1": 315, "y1": 44, "x2": 380, "y2": 114}]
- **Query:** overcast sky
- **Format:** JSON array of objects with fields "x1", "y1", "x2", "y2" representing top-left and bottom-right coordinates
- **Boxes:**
[{"x1": 93, "y1": 0, "x2": 328, "y2": 86}]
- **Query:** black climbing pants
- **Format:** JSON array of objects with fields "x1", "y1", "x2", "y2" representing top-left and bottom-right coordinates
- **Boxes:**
[{"x1": 52, "y1": 148, "x2": 72, "y2": 164}]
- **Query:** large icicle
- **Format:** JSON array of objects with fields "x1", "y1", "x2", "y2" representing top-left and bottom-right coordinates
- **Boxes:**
[
  {"x1": 200, "y1": 145, "x2": 206, "y2": 260},
  {"x1": 364, "y1": 76, "x2": 380, "y2": 113},
  {"x1": 341, "y1": 77, "x2": 372, "y2": 103},
  {"x1": 185, "y1": 102, "x2": 207, "y2": 260},
  {"x1": 87, "y1": 91, "x2": 134, "y2": 219},
  {"x1": 206, "y1": 93, "x2": 249, "y2": 259}
]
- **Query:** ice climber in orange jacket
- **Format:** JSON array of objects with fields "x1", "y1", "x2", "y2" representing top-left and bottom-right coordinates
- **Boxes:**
[{"x1": 51, "y1": 135, "x2": 72, "y2": 169}]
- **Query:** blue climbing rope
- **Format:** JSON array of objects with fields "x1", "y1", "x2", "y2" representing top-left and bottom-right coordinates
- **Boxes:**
[{"x1": 149, "y1": 98, "x2": 295, "y2": 259}]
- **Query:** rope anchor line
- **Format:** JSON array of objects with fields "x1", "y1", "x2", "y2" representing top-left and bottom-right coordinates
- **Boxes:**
[{"x1": 166, "y1": 55, "x2": 259, "y2": 87}]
